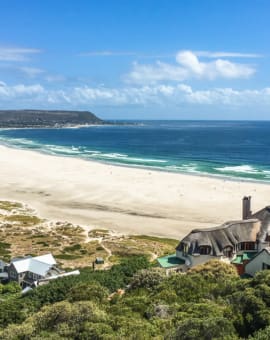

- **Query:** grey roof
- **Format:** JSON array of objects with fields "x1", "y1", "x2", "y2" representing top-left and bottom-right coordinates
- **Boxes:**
[
  {"x1": 37, "y1": 270, "x2": 80, "y2": 282},
  {"x1": 177, "y1": 219, "x2": 261, "y2": 256},
  {"x1": 177, "y1": 206, "x2": 270, "y2": 257},
  {"x1": 251, "y1": 206, "x2": 270, "y2": 242},
  {"x1": 0, "y1": 260, "x2": 7, "y2": 268},
  {"x1": 246, "y1": 246, "x2": 270, "y2": 264},
  {"x1": 0, "y1": 272, "x2": 8, "y2": 279},
  {"x1": 11, "y1": 254, "x2": 57, "y2": 277}
]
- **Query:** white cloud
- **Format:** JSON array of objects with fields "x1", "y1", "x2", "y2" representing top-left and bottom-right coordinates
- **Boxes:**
[
  {"x1": 45, "y1": 74, "x2": 67, "y2": 83},
  {"x1": 194, "y1": 51, "x2": 262, "y2": 58},
  {"x1": 125, "y1": 50, "x2": 256, "y2": 84},
  {"x1": 78, "y1": 51, "x2": 174, "y2": 59},
  {"x1": 39, "y1": 85, "x2": 270, "y2": 107},
  {"x1": 0, "y1": 47, "x2": 41, "y2": 61},
  {"x1": 0, "y1": 81, "x2": 269, "y2": 109},
  {"x1": 126, "y1": 61, "x2": 188, "y2": 83},
  {"x1": 79, "y1": 51, "x2": 136, "y2": 57},
  {"x1": 19, "y1": 66, "x2": 45, "y2": 77},
  {"x1": 79, "y1": 50, "x2": 262, "y2": 60},
  {"x1": 0, "y1": 82, "x2": 44, "y2": 98}
]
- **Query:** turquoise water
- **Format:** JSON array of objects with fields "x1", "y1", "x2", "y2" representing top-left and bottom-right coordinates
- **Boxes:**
[{"x1": 0, "y1": 120, "x2": 270, "y2": 182}]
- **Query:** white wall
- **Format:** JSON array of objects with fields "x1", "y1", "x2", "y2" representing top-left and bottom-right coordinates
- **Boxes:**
[
  {"x1": 245, "y1": 250, "x2": 270, "y2": 277},
  {"x1": 176, "y1": 250, "x2": 216, "y2": 268}
]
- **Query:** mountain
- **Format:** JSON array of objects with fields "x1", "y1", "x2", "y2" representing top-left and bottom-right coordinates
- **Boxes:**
[{"x1": 0, "y1": 109, "x2": 105, "y2": 128}]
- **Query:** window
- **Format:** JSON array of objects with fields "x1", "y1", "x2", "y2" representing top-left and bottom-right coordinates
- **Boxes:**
[
  {"x1": 199, "y1": 245, "x2": 211, "y2": 255},
  {"x1": 238, "y1": 242, "x2": 256, "y2": 251},
  {"x1": 32, "y1": 273, "x2": 40, "y2": 280},
  {"x1": 265, "y1": 234, "x2": 270, "y2": 242},
  {"x1": 180, "y1": 243, "x2": 188, "y2": 256},
  {"x1": 262, "y1": 263, "x2": 270, "y2": 270},
  {"x1": 223, "y1": 246, "x2": 233, "y2": 258}
]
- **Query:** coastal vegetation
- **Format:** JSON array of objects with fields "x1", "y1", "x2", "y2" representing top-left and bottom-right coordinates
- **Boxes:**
[
  {"x1": 1, "y1": 200, "x2": 270, "y2": 338},
  {"x1": 1, "y1": 259, "x2": 270, "y2": 339},
  {"x1": 0, "y1": 201, "x2": 177, "y2": 267}
]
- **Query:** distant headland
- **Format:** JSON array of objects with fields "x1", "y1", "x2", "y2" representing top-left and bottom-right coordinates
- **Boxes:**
[{"x1": 0, "y1": 109, "x2": 107, "y2": 128}]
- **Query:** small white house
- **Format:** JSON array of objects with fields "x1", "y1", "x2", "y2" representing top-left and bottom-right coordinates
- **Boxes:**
[
  {"x1": 245, "y1": 247, "x2": 270, "y2": 277},
  {"x1": 8, "y1": 254, "x2": 64, "y2": 287}
]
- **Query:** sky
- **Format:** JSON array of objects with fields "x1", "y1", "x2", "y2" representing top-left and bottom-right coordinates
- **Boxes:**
[{"x1": 0, "y1": 0, "x2": 269, "y2": 120}]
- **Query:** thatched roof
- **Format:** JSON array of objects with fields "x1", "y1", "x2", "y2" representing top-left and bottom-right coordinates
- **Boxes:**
[
  {"x1": 176, "y1": 219, "x2": 261, "y2": 256},
  {"x1": 177, "y1": 206, "x2": 270, "y2": 257},
  {"x1": 251, "y1": 206, "x2": 270, "y2": 242}
]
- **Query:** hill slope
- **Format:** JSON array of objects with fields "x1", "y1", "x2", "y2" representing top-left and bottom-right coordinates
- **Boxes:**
[{"x1": 0, "y1": 109, "x2": 105, "y2": 128}]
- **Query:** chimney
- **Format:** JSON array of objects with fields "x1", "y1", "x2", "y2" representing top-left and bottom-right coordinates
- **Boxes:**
[{"x1": 242, "y1": 196, "x2": 252, "y2": 220}]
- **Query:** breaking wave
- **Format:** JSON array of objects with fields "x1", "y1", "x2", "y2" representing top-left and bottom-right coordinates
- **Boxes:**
[
  {"x1": 1, "y1": 122, "x2": 270, "y2": 182},
  {"x1": 214, "y1": 165, "x2": 260, "y2": 174}
]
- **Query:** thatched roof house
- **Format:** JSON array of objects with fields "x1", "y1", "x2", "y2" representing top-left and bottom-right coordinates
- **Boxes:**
[
  {"x1": 176, "y1": 219, "x2": 261, "y2": 257},
  {"x1": 173, "y1": 198, "x2": 270, "y2": 274}
]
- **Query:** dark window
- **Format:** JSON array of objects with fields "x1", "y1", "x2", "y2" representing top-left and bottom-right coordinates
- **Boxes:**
[
  {"x1": 265, "y1": 234, "x2": 270, "y2": 242},
  {"x1": 179, "y1": 243, "x2": 185, "y2": 251},
  {"x1": 180, "y1": 243, "x2": 188, "y2": 256},
  {"x1": 223, "y1": 246, "x2": 233, "y2": 258},
  {"x1": 238, "y1": 242, "x2": 256, "y2": 251},
  {"x1": 199, "y1": 245, "x2": 211, "y2": 255},
  {"x1": 262, "y1": 263, "x2": 270, "y2": 270}
]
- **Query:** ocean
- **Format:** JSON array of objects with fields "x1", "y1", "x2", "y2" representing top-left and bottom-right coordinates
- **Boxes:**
[{"x1": 0, "y1": 120, "x2": 270, "y2": 182}]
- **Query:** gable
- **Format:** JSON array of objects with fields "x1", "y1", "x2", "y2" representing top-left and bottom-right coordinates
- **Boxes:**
[{"x1": 11, "y1": 254, "x2": 56, "y2": 276}]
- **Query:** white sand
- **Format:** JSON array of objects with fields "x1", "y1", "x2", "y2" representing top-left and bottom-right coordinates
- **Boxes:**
[{"x1": 0, "y1": 145, "x2": 269, "y2": 239}]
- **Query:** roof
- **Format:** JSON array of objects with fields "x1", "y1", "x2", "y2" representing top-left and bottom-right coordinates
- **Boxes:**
[
  {"x1": 177, "y1": 219, "x2": 262, "y2": 257},
  {"x1": 95, "y1": 257, "x2": 104, "y2": 264},
  {"x1": 243, "y1": 246, "x2": 270, "y2": 265},
  {"x1": 11, "y1": 253, "x2": 57, "y2": 277},
  {"x1": 0, "y1": 260, "x2": 7, "y2": 268},
  {"x1": 231, "y1": 252, "x2": 257, "y2": 265},
  {"x1": 157, "y1": 254, "x2": 185, "y2": 268},
  {"x1": 0, "y1": 272, "x2": 8, "y2": 279},
  {"x1": 251, "y1": 206, "x2": 270, "y2": 242},
  {"x1": 176, "y1": 205, "x2": 270, "y2": 258},
  {"x1": 37, "y1": 270, "x2": 80, "y2": 283}
]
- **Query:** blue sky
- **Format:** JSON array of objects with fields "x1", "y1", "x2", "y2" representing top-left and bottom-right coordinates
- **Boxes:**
[{"x1": 0, "y1": 0, "x2": 269, "y2": 119}]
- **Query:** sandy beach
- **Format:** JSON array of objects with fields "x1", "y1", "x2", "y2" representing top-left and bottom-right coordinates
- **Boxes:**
[{"x1": 0, "y1": 144, "x2": 269, "y2": 239}]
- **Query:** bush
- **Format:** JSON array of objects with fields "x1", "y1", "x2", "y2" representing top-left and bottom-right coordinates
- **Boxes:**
[
  {"x1": 68, "y1": 282, "x2": 109, "y2": 303},
  {"x1": 2, "y1": 282, "x2": 21, "y2": 294},
  {"x1": 173, "y1": 316, "x2": 237, "y2": 340},
  {"x1": 130, "y1": 268, "x2": 166, "y2": 290},
  {"x1": 188, "y1": 259, "x2": 238, "y2": 281}
]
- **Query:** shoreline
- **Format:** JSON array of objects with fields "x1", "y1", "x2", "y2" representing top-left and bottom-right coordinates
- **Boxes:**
[
  {"x1": 0, "y1": 139, "x2": 270, "y2": 186},
  {"x1": 0, "y1": 144, "x2": 270, "y2": 239}
]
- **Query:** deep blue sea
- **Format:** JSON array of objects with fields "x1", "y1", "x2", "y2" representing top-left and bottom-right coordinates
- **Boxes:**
[{"x1": 0, "y1": 120, "x2": 270, "y2": 182}]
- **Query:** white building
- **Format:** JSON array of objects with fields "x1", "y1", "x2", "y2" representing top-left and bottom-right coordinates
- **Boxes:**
[
  {"x1": 245, "y1": 247, "x2": 270, "y2": 277},
  {"x1": 8, "y1": 254, "x2": 64, "y2": 287}
]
